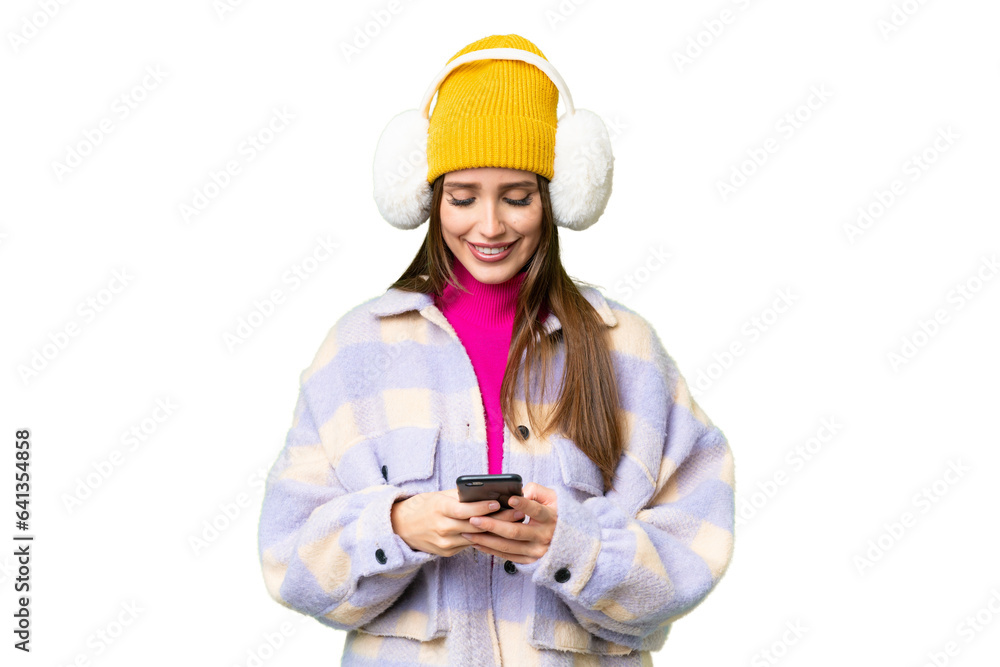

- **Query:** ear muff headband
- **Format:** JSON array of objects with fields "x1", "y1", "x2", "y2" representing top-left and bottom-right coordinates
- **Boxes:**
[{"x1": 417, "y1": 47, "x2": 576, "y2": 119}]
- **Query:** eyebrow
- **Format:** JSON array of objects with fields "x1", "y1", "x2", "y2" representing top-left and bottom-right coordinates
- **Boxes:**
[{"x1": 443, "y1": 180, "x2": 536, "y2": 190}]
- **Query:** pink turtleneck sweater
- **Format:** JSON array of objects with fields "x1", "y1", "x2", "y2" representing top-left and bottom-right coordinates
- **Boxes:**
[{"x1": 434, "y1": 258, "x2": 547, "y2": 474}]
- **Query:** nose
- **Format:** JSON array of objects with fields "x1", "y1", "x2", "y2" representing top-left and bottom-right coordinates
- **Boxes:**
[{"x1": 479, "y1": 198, "x2": 505, "y2": 237}]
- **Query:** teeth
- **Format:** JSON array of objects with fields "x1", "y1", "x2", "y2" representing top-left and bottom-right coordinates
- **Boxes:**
[{"x1": 473, "y1": 244, "x2": 509, "y2": 255}]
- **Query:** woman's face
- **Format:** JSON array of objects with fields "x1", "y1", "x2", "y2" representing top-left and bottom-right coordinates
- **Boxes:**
[{"x1": 440, "y1": 167, "x2": 543, "y2": 284}]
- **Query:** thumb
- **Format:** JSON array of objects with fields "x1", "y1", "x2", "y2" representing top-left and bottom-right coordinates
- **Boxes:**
[{"x1": 523, "y1": 482, "x2": 557, "y2": 505}]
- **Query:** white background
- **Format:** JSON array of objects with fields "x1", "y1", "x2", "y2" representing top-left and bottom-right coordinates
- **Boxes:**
[{"x1": 2, "y1": 1, "x2": 999, "y2": 665}]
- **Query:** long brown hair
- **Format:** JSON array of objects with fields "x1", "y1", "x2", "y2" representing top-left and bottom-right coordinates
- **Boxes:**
[{"x1": 389, "y1": 173, "x2": 624, "y2": 492}]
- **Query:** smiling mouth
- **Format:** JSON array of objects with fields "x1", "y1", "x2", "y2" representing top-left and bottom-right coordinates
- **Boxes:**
[{"x1": 470, "y1": 242, "x2": 513, "y2": 255}]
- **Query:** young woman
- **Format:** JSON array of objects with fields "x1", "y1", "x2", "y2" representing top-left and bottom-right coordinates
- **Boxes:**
[{"x1": 257, "y1": 33, "x2": 735, "y2": 666}]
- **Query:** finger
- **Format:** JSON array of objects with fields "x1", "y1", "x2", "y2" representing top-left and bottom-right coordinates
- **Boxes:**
[
  {"x1": 444, "y1": 499, "x2": 502, "y2": 520},
  {"x1": 469, "y1": 514, "x2": 535, "y2": 541},
  {"x1": 472, "y1": 544, "x2": 538, "y2": 565},
  {"x1": 470, "y1": 543, "x2": 537, "y2": 565},
  {"x1": 446, "y1": 517, "x2": 490, "y2": 535},
  {"x1": 508, "y1": 495, "x2": 553, "y2": 523},
  {"x1": 522, "y1": 482, "x2": 551, "y2": 501},
  {"x1": 488, "y1": 508, "x2": 525, "y2": 523},
  {"x1": 462, "y1": 532, "x2": 538, "y2": 557}
]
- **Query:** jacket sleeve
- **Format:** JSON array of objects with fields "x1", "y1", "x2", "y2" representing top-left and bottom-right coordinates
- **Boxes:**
[
  {"x1": 256, "y1": 379, "x2": 439, "y2": 630},
  {"x1": 529, "y1": 337, "x2": 736, "y2": 648}
]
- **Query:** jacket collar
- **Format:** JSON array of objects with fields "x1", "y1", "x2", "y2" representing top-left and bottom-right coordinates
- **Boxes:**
[{"x1": 370, "y1": 284, "x2": 618, "y2": 335}]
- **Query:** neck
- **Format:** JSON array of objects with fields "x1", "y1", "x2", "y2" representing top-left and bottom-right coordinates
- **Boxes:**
[{"x1": 436, "y1": 258, "x2": 527, "y2": 328}]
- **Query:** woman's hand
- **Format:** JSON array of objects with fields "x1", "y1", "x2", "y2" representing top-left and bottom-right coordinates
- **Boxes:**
[
  {"x1": 389, "y1": 488, "x2": 525, "y2": 557},
  {"x1": 460, "y1": 482, "x2": 558, "y2": 564}
]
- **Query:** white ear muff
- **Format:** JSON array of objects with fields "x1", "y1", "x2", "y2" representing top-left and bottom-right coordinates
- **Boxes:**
[
  {"x1": 372, "y1": 47, "x2": 613, "y2": 231},
  {"x1": 550, "y1": 108, "x2": 614, "y2": 231},
  {"x1": 372, "y1": 109, "x2": 433, "y2": 230}
]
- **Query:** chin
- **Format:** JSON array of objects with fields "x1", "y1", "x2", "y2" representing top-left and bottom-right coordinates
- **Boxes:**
[{"x1": 466, "y1": 259, "x2": 518, "y2": 282}]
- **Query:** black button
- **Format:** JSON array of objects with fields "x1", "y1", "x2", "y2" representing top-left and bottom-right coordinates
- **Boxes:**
[
  {"x1": 504, "y1": 560, "x2": 517, "y2": 575},
  {"x1": 517, "y1": 425, "x2": 529, "y2": 439},
  {"x1": 375, "y1": 548, "x2": 387, "y2": 564},
  {"x1": 381, "y1": 465, "x2": 388, "y2": 481},
  {"x1": 554, "y1": 567, "x2": 571, "y2": 583}
]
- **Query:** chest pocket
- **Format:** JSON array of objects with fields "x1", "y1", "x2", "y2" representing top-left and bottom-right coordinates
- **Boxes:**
[
  {"x1": 335, "y1": 424, "x2": 442, "y2": 495},
  {"x1": 550, "y1": 432, "x2": 605, "y2": 498}
]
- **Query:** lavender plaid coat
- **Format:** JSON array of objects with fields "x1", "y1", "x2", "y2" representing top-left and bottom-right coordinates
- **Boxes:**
[{"x1": 256, "y1": 284, "x2": 736, "y2": 666}]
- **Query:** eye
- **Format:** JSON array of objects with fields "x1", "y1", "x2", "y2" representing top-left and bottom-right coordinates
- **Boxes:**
[{"x1": 446, "y1": 195, "x2": 534, "y2": 207}]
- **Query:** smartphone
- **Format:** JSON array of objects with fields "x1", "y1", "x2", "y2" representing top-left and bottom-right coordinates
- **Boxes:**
[{"x1": 456, "y1": 474, "x2": 523, "y2": 510}]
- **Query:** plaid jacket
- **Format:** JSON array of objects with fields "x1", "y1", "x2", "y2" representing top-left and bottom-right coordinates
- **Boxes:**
[{"x1": 256, "y1": 284, "x2": 736, "y2": 666}]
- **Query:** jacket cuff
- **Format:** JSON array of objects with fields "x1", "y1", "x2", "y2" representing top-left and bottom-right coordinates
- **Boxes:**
[
  {"x1": 530, "y1": 486, "x2": 602, "y2": 597},
  {"x1": 358, "y1": 485, "x2": 438, "y2": 577}
]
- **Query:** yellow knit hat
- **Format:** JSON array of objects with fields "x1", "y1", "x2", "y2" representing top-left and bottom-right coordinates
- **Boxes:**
[{"x1": 426, "y1": 34, "x2": 558, "y2": 184}]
